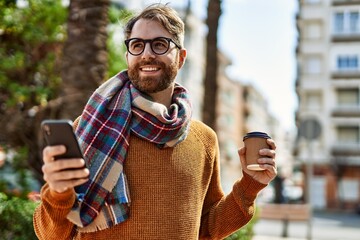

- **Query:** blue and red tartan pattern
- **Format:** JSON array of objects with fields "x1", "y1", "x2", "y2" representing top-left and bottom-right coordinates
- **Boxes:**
[{"x1": 67, "y1": 70, "x2": 192, "y2": 231}]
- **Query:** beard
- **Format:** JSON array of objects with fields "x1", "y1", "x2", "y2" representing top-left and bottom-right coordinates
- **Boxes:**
[{"x1": 128, "y1": 59, "x2": 179, "y2": 94}]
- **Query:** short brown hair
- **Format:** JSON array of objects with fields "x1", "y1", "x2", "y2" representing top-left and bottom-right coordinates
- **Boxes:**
[{"x1": 124, "y1": 3, "x2": 185, "y2": 48}]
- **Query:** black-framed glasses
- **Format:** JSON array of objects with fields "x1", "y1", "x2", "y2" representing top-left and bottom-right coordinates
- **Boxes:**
[{"x1": 124, "y1": 37, "x2": 181, "y2": 56}]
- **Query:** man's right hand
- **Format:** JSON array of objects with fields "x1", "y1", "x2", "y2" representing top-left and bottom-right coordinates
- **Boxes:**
[{"x1": 42, "y1": 145, "x2": 89, "y2": 193}]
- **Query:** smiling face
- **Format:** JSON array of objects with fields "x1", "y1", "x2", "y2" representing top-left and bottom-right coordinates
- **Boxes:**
[{"x1": 126, "y1": 19, "x2": 186, "y2": 94}]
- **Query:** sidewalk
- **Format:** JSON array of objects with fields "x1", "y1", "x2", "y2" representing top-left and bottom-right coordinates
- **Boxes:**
[
  {"x1": 253, "y1": 237, "x2": 306, "y2": 240},
  {"x1": 253, "y1": 210, "x2": 360, "y2": 240}
]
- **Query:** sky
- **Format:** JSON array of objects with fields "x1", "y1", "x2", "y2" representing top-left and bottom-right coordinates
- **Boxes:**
[{"x1": 191, "y1": 0, "x2": 299, "y2": 132}]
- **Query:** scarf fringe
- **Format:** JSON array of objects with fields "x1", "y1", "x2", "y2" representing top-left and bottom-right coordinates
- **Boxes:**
[{"x1": 68, "y1": 203, "x2": 130, "y2": 233}]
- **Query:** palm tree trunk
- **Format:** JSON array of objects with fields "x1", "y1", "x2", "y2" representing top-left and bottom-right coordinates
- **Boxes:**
[
  {"x1": 60, "y1": 0, "x2": 110, "y2": 120},
  {"x1": 202, "y1": 0, "x2": 222, "y2": 131}
]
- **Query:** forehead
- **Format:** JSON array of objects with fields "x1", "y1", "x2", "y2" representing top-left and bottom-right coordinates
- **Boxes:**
[{"x1": 129, "y1": 19, "x2": 172, "y2": 39}]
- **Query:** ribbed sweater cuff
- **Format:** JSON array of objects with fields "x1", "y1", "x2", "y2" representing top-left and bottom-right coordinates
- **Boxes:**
[
  {"x1": 232, "y1": 172, "x2": 267, "y2": 202},
  {"x1": 41, "y1": 184, "x2": 76, "y2": 209}
]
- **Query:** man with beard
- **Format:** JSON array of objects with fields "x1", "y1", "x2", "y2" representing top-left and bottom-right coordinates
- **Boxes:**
[{"x1": 33, "y1": 3, "x2": 277, "y2": 240}]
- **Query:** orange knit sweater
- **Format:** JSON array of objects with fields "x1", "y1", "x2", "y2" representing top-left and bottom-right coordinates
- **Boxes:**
[{"x1": 33, "y1": 120, "x2": 267, "y2": 240}]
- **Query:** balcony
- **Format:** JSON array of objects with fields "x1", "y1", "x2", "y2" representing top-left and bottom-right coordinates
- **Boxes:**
[
  {"x1": 300, "y1": 5, "x2": 326, "y2": 20},
  {"x1": 332, "y1": 143, "x2": 360, "y2": 156},
  {"x1": 299, "y1": 41, "x2": 326, "y2": 54},
  {"x1": 332, "y1": 106, "x2": 360, "y2": 117},
  {"x1": 332, "y1": 0, "x2": 360, "y2": 6},
  {"x1": 332, "y1": 32, "x2": 360, "y2": 42},
  {"x1": 331, "y1": 71, "x2": 360, "y2": 79}
]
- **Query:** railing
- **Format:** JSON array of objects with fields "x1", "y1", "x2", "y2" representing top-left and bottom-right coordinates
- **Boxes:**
[
  {"x1": 332, "y1": 0, "x2": 360, "y2": 6},
  {"x1": 331, "y1": 71, "x2": 360, "y2": 79},
  {"x1": 331, "y1": 143, "x2": 360, "y2": 156},
  {"x1": 332, "y1": 106, "x2": 360, "y2": 117},
  {"x1": 332, "y1": 32, "x2": 360, "y2": 42}
]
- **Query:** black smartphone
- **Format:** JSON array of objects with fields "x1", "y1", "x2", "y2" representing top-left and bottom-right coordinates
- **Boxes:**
[{"x1": 41, "y1": 119, "x2": 84, "y2": 160}]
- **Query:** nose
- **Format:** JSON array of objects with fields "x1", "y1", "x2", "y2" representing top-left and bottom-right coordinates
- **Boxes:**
[{"x1": 141, "y1": 42, "x2": 155, "y2": 60}]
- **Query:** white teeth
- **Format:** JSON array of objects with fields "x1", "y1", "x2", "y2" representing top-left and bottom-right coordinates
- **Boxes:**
[{"x1": 142, "y1": 67, "x2": 158, "y2": 71}]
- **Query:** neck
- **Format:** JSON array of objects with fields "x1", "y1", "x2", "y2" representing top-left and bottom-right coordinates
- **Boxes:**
[{"x1": 148, "y1": 86, "x2": 174, "y2": 109}]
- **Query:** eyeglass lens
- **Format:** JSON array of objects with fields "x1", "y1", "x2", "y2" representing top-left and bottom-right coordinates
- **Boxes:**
[{"x1": 127, "y1": 38, "x2": 170, "y2": 55}]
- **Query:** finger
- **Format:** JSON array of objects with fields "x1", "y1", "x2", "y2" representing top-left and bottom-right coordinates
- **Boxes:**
[
  {"x1": 258, "y1": 157, "x2": 277, "y2": 173},
  {"x1": 259, "y1": 148, "x2": 276, "y2": 158},
  {"x1": 259, "y1": 163, "x2": 277, "y2": 175},
  {"x1": 45, "y1": 167, "x2": 89, "y2": 182},
  {"x1": 55, "y1": 158, "x2": 86, "y2": 171},
  {"x1": 237, "y1": 147, "x2": 246, "y2": 167},
  {"x1": 238, "y1": 147, "x2": 246, "y2": 157},
  {"x1": 42, "y1": 158, "x2": 86, "y2": 175},
  {"x1": 50, "y1": 178, "x2": 89, "y2": 193},
  {"x1": 266, "y1": 139, "x2": 276, "y2": 150},
  {"x1": 258, "y1": 157, "x2": 276, "y2": 166},
  {"x1": 43, "y1": 145, "x2": 66, "y2": 163}
]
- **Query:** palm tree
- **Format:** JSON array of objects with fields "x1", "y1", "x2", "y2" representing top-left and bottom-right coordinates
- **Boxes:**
[
  {"x1": 0, "y1": 0, "x2": 111, "y2": 185},
  {"x1": 28, "y1": 0, "x2": 111, "y2": 182},
  {"x1": 202, "y1": 0, "x2": 222, "y2": 132},
  {"x1": 60, "y1": 0, "x2": 110, "y2": 120}
]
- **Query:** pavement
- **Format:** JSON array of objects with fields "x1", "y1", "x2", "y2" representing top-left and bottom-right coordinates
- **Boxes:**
[{"x1": 253, "y1": 210, "x2": 360, "y2": 240}]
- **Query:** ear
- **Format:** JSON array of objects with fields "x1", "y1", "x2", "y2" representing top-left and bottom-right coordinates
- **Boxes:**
[
  {"x1": 178, "y1": 48, "x2": 187, "y2": 69},
  {"x1": 125, "y1": 51, "x2": 129, "y2": 63}
]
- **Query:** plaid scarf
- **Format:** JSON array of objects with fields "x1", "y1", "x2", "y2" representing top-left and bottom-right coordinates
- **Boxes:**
[{"x1": 67, "y1": 70, "x2": 192, "y2": 232}]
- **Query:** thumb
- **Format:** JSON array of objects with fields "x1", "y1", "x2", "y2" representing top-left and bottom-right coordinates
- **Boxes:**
[{"x1": 238, "y1": 147, "x2": 247, "y2": 169}]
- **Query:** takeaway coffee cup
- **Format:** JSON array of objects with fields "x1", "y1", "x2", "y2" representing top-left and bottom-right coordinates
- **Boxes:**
[{"x1": 243, "y1": 131, "x2": 271, "y2": 171}]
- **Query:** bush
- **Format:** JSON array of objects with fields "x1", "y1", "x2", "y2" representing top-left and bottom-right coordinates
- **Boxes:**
[
  {"x1": 225, "y1": 209, "x2": 259, "y2": 240},
  {"x1": 0, "y1": 192, "x2": 39, "y2": 240}
]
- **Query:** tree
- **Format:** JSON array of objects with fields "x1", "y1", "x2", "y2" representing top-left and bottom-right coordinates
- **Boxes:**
[
  {"x1": 202, "y1": 0, "x2": 222, "y2": 131},
  {"x1": 0, "y1": 0, "x2": 128, "y2": 187},
  {"x1": 0, "y1": 0, "x2": 67, "y2": 184},
  {"x1": 59, "y1": 0, "x2": 110, "y2": 120}
]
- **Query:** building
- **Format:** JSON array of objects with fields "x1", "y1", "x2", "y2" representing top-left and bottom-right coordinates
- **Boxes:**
[
  {"x1": 216, "y1": 51, "x2": 295, "y2": 196},
  {"x1": 216, "y1": 52, "x2": 245, "y2": 193},
  {"x1": 295, "y1": 0, "x2": 360, "y2": 210}
]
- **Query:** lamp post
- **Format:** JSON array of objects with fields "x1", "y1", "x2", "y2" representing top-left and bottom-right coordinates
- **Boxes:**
[{"x1": 299, "y1": 118, "x2": 321, "y2": 240}]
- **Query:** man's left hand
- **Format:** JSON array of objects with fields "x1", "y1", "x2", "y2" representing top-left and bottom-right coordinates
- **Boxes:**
[{"x1": 238, "y1": 139, "x2": 277, "y2": 185}]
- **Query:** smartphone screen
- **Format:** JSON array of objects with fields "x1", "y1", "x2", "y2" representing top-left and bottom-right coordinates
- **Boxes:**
[{"x1": 41, "y1": 119, "x2": 84, "y2": 160}]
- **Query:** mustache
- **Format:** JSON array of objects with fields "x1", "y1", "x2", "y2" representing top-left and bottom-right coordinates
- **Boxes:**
[{"x1": 135, "y1": 60, "x2": 165, "y2": 68}]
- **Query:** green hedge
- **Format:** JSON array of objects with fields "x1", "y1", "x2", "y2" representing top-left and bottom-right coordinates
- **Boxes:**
[{"x1": 0, "y1": 192, "x2": 39, "y2": 240}]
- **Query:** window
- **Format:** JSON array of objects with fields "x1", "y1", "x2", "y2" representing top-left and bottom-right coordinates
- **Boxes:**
[
  {"x1": 350, "y1": 12, "x2": 359, "y2": 32},
  {"x1": 339, "y1": 179, "x2": 359, "y2": 201},
  {"x1": 337, "y1": 89, "x2": 359, "y2": 107},
  {"x1": 221, "y1": 89, "x2": 234, "y2": 105},
  {"x1": 337, "y1": 126, "x2": 359, "y2": 144},
  {"x1": 305, "y1": 56, "x2": 322, "y2": 74},
  {"x1": 305, "y1": 0, "x2": 321, "y2": 4},
  {"x1": 218, "y1": 114, "x2": 234, "y2": 129},
  {"x1": 333, "y1": 11, "x2": 360, "y2": 34},
  {"x1": 225, "y1": 114, "x2": 234, "y2": 126},
  {"x1": 306, "y1": 22, "x2": 322, "y2": 39},
  {"x1": 337, "y1": 55, "x2": 358, "y2": 71},
  {"x1": 305, "y1": 92, "x2": 322, "y2": 109},
  {"x1": 334, "y1": 12, "x2": 345, "y2": 33}
]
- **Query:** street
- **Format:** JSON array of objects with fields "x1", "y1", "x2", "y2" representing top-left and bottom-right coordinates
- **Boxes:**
[{"x1": 253, "y1": 210, "x2": 360, "y2": 240}]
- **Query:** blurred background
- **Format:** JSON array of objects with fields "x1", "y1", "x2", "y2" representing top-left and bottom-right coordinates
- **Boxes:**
[{"x1": 0, "y1": 0, "x2": 359, "y2": 239}]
